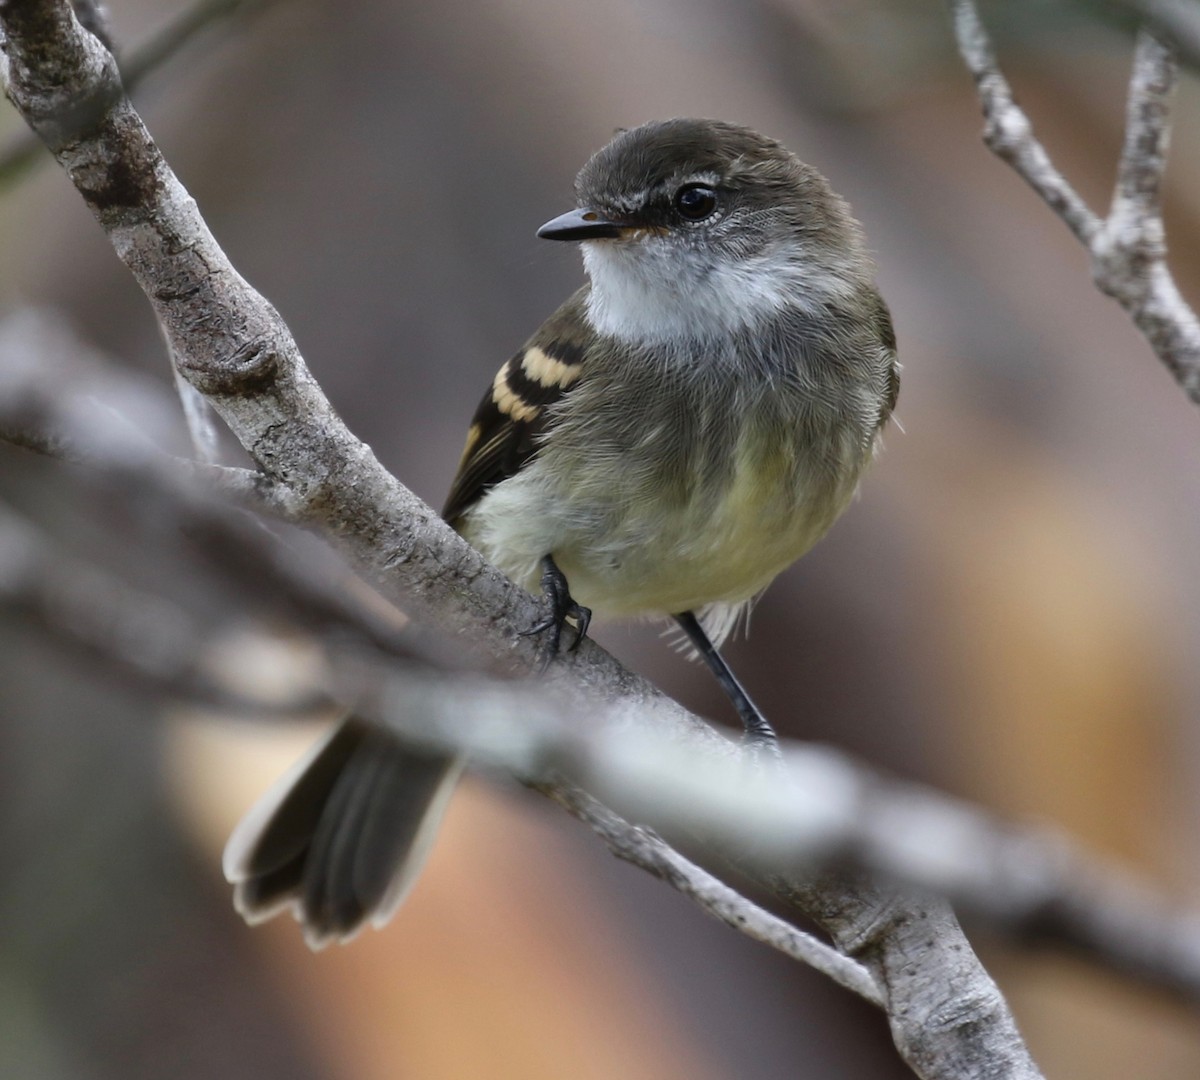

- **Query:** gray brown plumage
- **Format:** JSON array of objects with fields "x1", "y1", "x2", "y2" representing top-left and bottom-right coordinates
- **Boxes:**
[{"x1": 225, "y1": 118, "x2": 898, "y2": 945}]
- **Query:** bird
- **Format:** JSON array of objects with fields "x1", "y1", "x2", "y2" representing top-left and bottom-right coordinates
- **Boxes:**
[{"x1": 224, "y1": 118, "x2": 899, "y2": 947}]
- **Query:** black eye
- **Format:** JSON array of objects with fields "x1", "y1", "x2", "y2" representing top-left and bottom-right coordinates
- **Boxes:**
[{"x1": 674, "y1": 184, "x2": 718, "y2": 222}]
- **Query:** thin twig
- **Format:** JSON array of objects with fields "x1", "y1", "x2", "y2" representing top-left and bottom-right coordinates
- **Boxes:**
[
  {"x1": 1112, "y1": 31, "x2": 1175, "y2": 224},
  {"x1": 950, "y1": 0, "x2": 1100, "y2": 246},
  {"x1": 185, "y1": 460, "x2": 307, "y2": 520},
  {"x1": 949, "y1": 1, "x2": 1200, "y2": 403},
  {"x1": 171, "y1": 346, "x2": 222, "y2": 463},
  {"x1": 539, "y1": 782, "x2": 886, "y2": 1006}
]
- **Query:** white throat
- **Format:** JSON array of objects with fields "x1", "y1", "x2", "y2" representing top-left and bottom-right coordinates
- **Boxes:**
[{"x1": 581, "y1": 238, "x2": 856, "y2": 346}]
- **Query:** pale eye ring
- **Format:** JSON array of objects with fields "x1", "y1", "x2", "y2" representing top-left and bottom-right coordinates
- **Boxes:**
[{"x1": 673, "y1": 184, "x2": 718, "y2": 222}]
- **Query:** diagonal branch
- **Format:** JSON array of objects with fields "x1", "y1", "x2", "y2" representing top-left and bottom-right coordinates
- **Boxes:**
[
  {"x1": 0, "y1": 4, "x2": 1044, "y2": 1076},
  {"x1": 7, "y1": 336, "x2": 1200, "y2": 1006},
  {"x1": 537, "y1": 782, "x2": 886, "y2": 1006},
  {"x1": 949, "y1": 0, "x2": 1100, "y2": 247},
  {"x1": 13, "y1": 398, "x2": 1200, "y2": 1014},
  {"x1": 949, "y1": 1, "x2": 1200, "y2": 403},
  {"x1": 0, "y1": 348, "x2": 887, "y2": 1001}
]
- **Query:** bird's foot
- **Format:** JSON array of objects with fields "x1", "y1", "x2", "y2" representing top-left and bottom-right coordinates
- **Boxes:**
[{"x1": 520, "y1": 555, "x2": 591, "y2": 665}]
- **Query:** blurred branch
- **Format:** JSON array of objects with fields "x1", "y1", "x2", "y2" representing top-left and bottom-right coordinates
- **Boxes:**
[
  {"x1": 8, "y1": 342, "x2": 1200, "y2": 1013},
  {"x1": 9, "y1": 1, "x2": 1189, "y2": 1075},
  {"x1": 0, "y1": 316, "x2": 886, "y2": 1006},
  {"x1": 0, "y1": 470, "x2": 889, "y2": 1006},
  {"x1": 10, "y1": 380, "x2": 1200, "y2": 1013},
  {"x1": 950, "y1": 2, "x2": 1200, "y2": 402},
  {"x1": 0, "y1": 326, "x2": 424, "y2": 670},
  {"x1": 537, "y1": 782, "x2": 886, "y2": 1006},
  {"x1": 0, "y1": 357, "x2": 300, "y2": 517},
  {"x1": 0, "y1": 501, "x2": 329, "y2": 716},
  {"x1": 0, "y1": 0, "x2": 273, "y2": 189},
  {"x1": 1, "y1": 484, "x2": 885, "y2": 1002},
  {"x1": 11, "y1": 341, "x2": 1200, "y2": 1080},
  {"x1": 186, "y1": 460, "x2": 307, "y2": 519},
  {"x1": 173, "y1": 359, "x2": 222, "y2": 463}
]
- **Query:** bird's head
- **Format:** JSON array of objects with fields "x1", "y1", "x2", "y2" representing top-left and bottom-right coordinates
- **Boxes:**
[{"x1": 538, "y1": 119, "x2": 870, "y2": 345}]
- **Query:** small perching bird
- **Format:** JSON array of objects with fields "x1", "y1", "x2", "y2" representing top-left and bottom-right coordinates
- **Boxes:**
[{"x1": 225, "y1": 118, "x2": 899, "y2": 946}]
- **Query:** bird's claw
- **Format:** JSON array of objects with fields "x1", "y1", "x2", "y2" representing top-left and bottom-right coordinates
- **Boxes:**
[{"x1": 521, "y1": 556, "x2": 592, "y2": 666}]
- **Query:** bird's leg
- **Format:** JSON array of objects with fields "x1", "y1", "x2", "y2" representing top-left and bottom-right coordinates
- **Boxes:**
[
  {"x1": 521, "y1": 554, "x2": 592, "y2": 658},
  {"x1": 674, "y1": 611, "x2": 780, "y2": 757}
]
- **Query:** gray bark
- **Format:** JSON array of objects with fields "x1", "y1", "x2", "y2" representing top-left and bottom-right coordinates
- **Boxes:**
[{"x1": 0, "y1": 3, "x2": 1051, "y2": 1075}]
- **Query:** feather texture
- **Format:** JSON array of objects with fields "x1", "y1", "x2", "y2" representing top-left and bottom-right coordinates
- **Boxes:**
[
  {"x1": 450, "y1": 282, "x2": 897, "y2": 646},
  {"x1": 226, "y1": 118, "x2": 900, "y2": 947}
]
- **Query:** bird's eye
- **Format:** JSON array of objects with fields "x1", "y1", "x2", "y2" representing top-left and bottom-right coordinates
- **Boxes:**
[{"x1": 673, "y1": 184, "x2": 718, "y2": 222}]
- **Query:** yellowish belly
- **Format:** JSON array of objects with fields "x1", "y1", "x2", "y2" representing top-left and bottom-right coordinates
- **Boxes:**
[
  {"x1": 559, "y1": 466, "x2": 852, "y2": 617},
  {"x1": 463, "y1": 429, "x2": 862, "y2": 621}
]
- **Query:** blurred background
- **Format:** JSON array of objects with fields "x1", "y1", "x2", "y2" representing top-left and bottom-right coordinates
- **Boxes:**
[{"x1": 3, "y1": 0, "x2": 1200, "y2": 1076}]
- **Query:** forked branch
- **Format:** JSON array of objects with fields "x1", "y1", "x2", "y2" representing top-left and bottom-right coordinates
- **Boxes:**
[{"x1": 950, "y1": 1, "x2": 1200, "y2": 401}]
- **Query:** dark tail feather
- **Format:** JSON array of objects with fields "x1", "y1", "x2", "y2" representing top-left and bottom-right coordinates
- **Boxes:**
[{"x1": 223, "y1": 717, "x2": 462, "y2": 949}]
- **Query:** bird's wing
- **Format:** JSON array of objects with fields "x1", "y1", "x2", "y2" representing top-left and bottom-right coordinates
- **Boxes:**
[{"x1": 442, "y1": 287, "x2": 594, "y2": 526}]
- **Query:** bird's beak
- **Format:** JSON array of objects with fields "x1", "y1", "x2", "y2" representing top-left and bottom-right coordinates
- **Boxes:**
[{"x1": 536, "y1": 207, "x2": 627, "y2": 241}]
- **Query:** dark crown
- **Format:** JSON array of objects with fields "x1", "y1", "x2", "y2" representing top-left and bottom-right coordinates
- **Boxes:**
[
  {"x1": 576, "y1": 119, "x2": 805, "y2": 211},
  {"x1": 571, "y1": 118, "x2": 852, "y2": 246}
]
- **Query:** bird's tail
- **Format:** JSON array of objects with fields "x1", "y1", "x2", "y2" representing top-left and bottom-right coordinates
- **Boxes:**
[{"x1": 223, "y1": 717, "x2": 462, "y2": 949}]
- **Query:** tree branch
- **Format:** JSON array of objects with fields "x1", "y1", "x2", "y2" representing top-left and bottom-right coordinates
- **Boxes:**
[
  {"x1": 9, "y1": 320, "x2": 1200, "y2": 1080},
  {"x1": 0, "y1": 4, "x2": 1054, "y2": 1075},
  {"x1": 9, "y1": 337, "x2": 1200, "y2": 1020},
  {"x1": 949, "y1": 1, "x2": 1200, "y2": 403},
  {"x1": 536, "y1": 782, "x2": 886, "y2": 1006}
]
